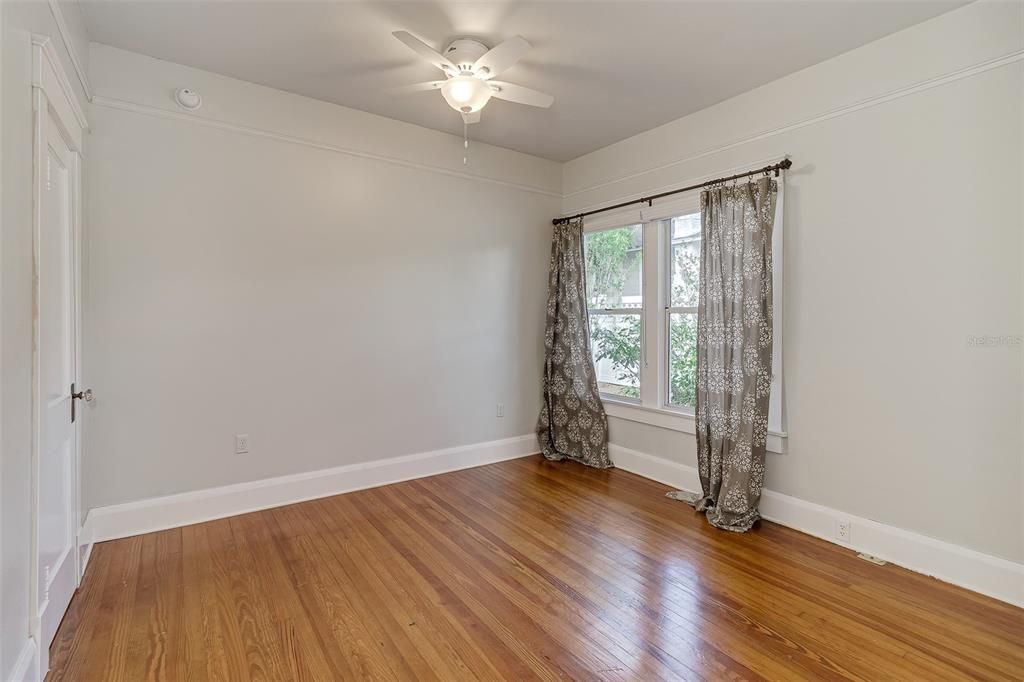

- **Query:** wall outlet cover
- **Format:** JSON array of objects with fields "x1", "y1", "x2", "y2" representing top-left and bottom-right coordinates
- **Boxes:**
[
  {"x1": 235, "y1": 434, "x2": 249, "y2": 454},
  {"x1": 836, "y1": 519, "x2": 852, "y2": 543}
]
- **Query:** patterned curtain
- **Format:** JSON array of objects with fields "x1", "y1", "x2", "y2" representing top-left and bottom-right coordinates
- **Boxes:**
[
  {"x1": 668, "y1": 177, "x2": 777, "y2": 531},
  {"x1": 536, "y1": 218, "x2": 612, "y2": 468}
]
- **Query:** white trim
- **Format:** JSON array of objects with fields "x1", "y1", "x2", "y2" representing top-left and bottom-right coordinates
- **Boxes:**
[
  {"x1": 45, "y1": 0, "x2": 92, "y2": 101},
  {"x1": 81, "y1": 434, "x2": 539, "y2": 543},
  {"x1": 78, "y1": 522, "x2": 93, "y2": 579},
  {"x1": 30, "y1": 35, "x2": 88, "y2": 137},
  {"x1": 564, "y1": 49, "x2": 1024, "y2": 201},
  {"x1": 605, "y1": 400, "x2": 787, "y2": 454},
  {"x1": 29, "y1": 38, "x2": 86, "y2": 677},
  {"x1": 6, "y1": 638, "x2": 37, "y2": 682},
  {"x1": 90, "y1": 95, "x2": 560, "y2": 198},
  {"x1": 610, "y1": 444, "x2": 1024, "y2": 607}
]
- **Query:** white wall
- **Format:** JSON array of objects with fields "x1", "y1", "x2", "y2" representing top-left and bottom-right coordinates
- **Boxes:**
[
  {"x1": 563, "y1": 1, "x2": 1023, "y2": 564},
  {"x1": 82, "y1": 45, "x2": 561, "y2": 509},
  {"x1": 1, "y1": 2, "x2": 90, "y2": 679}
]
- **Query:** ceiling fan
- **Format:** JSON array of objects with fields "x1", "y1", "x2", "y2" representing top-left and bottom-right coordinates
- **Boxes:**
[{"x1": 392, "y1": 31, "x2": 554, "y2": 125}]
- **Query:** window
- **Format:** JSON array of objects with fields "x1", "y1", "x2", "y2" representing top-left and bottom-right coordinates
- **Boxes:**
[
  {"x1": 584, "y1": 225, "x2": 642, "y2": 400},
  {"x1": 581, "y1": 196, "x2": 786, "y2": 452},
  {"x1": 667, "y1": 213, "x2": 700, "y2": 408}
]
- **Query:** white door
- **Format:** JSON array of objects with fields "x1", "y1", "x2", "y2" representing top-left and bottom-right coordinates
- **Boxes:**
[{"x1": 35, "y1": 103, "x2": 80, "y2": 669}]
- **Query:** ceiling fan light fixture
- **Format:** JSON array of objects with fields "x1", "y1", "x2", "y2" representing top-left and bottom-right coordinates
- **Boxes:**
[
  {"x1": 440, "y1": 75, "x2": 493, "y2": 113},
  {"x1": 391, "y1": 31, "x2": 553, "y2": 126}
]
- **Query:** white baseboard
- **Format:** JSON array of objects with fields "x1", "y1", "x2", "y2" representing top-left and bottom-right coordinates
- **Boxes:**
[
  {"x1": 78, "y1": 530, "x2": 94, "y2": 579},
  {"x1": 82, "y1": 434, "x2": 538, "y2": 544},
  {"x1": 610, "y1": 444, "x2": 1024, "y2": 608},
  {"x1": 7, "y1": 638, "x2": 38, "y2": 682}
]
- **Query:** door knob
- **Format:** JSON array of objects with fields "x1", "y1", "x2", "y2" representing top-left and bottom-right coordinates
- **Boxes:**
[{"x1": 70, "y1": 383, "x2": 93, "y2": 423}]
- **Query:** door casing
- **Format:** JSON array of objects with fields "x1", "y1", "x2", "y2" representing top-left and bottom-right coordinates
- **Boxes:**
[{"x1": 29, "y1": 34, "x2": 87, "y2": 679}]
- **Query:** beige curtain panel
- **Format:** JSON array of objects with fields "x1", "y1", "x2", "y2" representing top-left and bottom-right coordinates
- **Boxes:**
[
  {"x1": 536, "y1": 217, "x2": 612, "y2": 469},
  {"x1": 669, "y1": 177, "x2": 778, "y2": 531}
]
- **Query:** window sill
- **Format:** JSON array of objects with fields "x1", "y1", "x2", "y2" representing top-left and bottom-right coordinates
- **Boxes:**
[{"x1": 601, "y1": 398, "x2": 788, "y2": 454}]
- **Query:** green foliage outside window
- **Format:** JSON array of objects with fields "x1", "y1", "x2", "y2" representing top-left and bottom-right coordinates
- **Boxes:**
[
  {"x1": 591, "y1": 316, "x2": 641, "y2": 398},
  {"x1": 585, "y1": 222, "x2": 701, "y2": 406},
  {"x1": 585, "y1": 228, "x2": 635, "y2": 308}
]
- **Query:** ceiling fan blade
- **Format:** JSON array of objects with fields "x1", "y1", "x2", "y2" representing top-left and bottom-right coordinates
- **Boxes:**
[
  {"x1": 472, "y1": 36, "x2": 530, "y2": 79},
  {"x1": 462, "y1": 110, "x2": 481, "y2": 124},
  {"x1": 392, "y1": 31, "x2": 455, "y2": 72},
  {"x1": 488, "y1": 81, "x2": 554, "y2": 108},
  {"x1": 389, "y1": 81, "x2": 445, "y2": 94}
]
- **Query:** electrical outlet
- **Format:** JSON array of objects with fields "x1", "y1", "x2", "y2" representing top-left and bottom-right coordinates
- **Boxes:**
[
  {"x1": 836, "y1": 519, "x2": 852, "y2": 544},
  {"x1": 496, "y1": 403, "x2": 504, "y2": 418},
  {"x1": 235, "y1": 433, "x2": 249, "y2": 454}
]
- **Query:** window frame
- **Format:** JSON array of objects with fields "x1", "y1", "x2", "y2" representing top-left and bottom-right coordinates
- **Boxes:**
[{"x1": 581, "y1": 191, "x2": 787, "y2": 454}]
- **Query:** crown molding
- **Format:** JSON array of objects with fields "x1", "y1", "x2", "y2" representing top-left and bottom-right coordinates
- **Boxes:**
[
  {"x1": 91, "y1": 95, "x2": 562, "y2": 198},
  {"x1": 46, "y1": 0, "x2": 92, "y2": 101},
  {"x1": 31, "y1": 34, "x2": 89, "y2": 135},
  {"x1": 564, "y1": 48, "x2": 1024, "y2": 202}
]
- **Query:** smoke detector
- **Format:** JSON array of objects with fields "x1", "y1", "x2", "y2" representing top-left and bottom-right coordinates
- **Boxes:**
[{"x1": 174, "y1": 88, "x2": 202, "y2": 111}]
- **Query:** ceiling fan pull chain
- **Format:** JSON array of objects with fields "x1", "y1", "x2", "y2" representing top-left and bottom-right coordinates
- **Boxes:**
[{"x1": 463, "y1": 118, "x2": 469, "y2": 165}]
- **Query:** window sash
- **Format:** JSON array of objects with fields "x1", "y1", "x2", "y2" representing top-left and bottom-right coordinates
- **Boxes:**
[
  {"x1": 665, "y1": 212, "x2": 701, "y2": 410},
  {"x1": 588, "y1": 309, "x2": 643, "y2": 403},
  {"x1": 664, "y1": 309, "x2": 697, "y2": 412}
]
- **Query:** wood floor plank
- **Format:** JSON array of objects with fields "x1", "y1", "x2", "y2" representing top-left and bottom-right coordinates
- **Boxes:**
[
  {"x1": 81, "y1": 535, "x2": 144, "y2": 681},
  {"x1": 418, "y1": 468, "x2": 806, "y2": 680},
  {"x1": 351, "y1": 486, "x2": 572, "y2": 681},
  {"x1": 508, "y1": 460, "x2": 1024, "y2": 679},
  {"x1": 467, "y1": 463, "x2": 921, "y2": 678},
  {"x1": 326, "y1": 491, "x2": 514, "y2": 680},
  {"x1": 452, "y1": 463, "x2": 869, "y2": 680},
  {"x1": 228, "y1": 510, "x2": 342, "y2": 682},
  {"x1": 407, "y1": 476, "x2": 730, "y2": 680},
  {"x1": 269, "y1": 503, "x2": 402, "y2": 681},
  {"x1": 48, "y1": 456, "x2": 1024, "y2": 681},
  {"x1": 301, "y1": 497, "x2": 472, "y2": 680},
  {"x1": 373, "y1": 482, "x2": 640, "y2": 680},
  {"x1": 45, "y1": 541, "x2": 113, "y2": 681}
]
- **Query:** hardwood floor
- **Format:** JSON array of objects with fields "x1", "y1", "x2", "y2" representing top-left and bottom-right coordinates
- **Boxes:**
[{"x1": 48, "y1": 456, "x2": 1023, "y2": 681}]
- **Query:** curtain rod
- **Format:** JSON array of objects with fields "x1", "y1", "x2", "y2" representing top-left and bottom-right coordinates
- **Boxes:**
[{"x1": 552, "y1": 158, "x2": 792, "y2": 225}]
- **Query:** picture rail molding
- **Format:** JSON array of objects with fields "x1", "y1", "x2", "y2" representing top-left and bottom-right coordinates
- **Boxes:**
[
  {"x1": 91, "y1": 95, "x2": 561, "y2": 198},
  {"x1": 564, "y1": 48, "x2": 1024, "y2": 204}
]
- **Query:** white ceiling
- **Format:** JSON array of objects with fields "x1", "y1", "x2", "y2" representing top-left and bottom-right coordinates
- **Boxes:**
[{"x1": 80, "y1": 1, "x2": 965, "y2": 162}]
